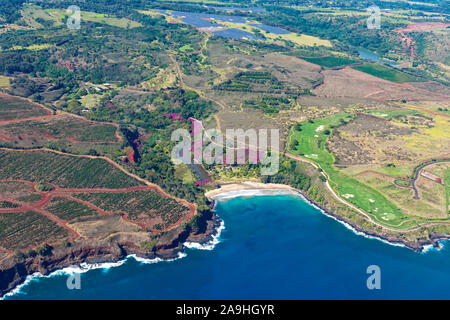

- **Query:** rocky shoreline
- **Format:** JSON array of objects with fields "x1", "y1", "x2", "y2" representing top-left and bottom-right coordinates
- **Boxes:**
[
  {"x1": 0, "y1": 209, "x2": 222, "y2": 298},
  {"x1": 206, "y1": 182, "x2": 445, "y2": 252},
  {"x1": 1, "y1": 181, "x2": 446, "y2": 298}
]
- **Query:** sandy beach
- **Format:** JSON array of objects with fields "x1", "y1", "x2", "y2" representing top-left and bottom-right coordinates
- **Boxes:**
[{"x1": 205, "y1": 182, "x2": 298, "y2": 200}]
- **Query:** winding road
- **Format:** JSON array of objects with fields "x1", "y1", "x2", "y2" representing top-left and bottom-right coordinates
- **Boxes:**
[{"x1": 410, "y1": 159, "x2": 450, "y2": 200}]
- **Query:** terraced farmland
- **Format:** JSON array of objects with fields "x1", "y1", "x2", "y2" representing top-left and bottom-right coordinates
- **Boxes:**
[
  {"x1": 75, "y1": 190, "x2": 192, "y2": 231},
  {"x1": 0, "y1": 94, "x2": 51, "y2": 120},
  {"x1": 44, "y1": 197, "x2": 100, "y2": 221},
  {"x1": 0, "y1": 115, "x2": 120, "y2": 143},
  {"x1": 0, "y1": 149, "x2": 141, "y2": 188},
  {"x1": 0, "y1": 210, "x2": 70, "y2": 251}
]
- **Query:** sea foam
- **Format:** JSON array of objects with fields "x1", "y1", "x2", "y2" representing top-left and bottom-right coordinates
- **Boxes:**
[
  {"x1": 184, "y1": 219, "x2": 225, "y2": 250},
  {"x1": 1, "y1": 251, "x2": 188, "y2": 299}
]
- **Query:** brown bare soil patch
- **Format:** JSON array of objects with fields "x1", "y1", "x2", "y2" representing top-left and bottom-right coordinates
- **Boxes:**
[
  {"x1": 327, "y1": 115, "x2": 415, "y2": 166},
  {"x1": 397, "y1": 23, "x2": 450, "y2": 32},
  {"x1": 0, "y1": 114, "x2": 121, "y2": 147},
  {"x1": 313, "y1": 67, "x2": 450, "y2": 101}
]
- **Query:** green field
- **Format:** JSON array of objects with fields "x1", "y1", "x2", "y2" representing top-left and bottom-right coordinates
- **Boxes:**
[
  {"x1": 365, "y1": 108, "x2": 422, "y2": 120},
  {"x1": 352, "y1": 64, "x2": 420, "y2": 83},
  {"x1": 45, "y1": 9, "x2": 142, "y2": 29},
  {"x1": 175, "y1": 164, "x2": 194, "y2": 184},
  {"x1": 288, "y1": 113, "x2": 418, "y2": 228},
  {"x1": 0, "y1": 76, "x2": 10, "y2": 88},
  {"x1": 342, "y1": 165, "x2": 412, "y2": 179},
  {"x1": 298, "y1": 55, "x2": 359, "y2": 68}
]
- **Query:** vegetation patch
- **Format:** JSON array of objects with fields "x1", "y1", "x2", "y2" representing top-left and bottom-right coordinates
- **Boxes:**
[
  {"x1": 242, "y1": 96, "x2": 294, "y2": 114},
  {"x1": 0, "y1": 200, "x2": 20, "y2": 208},
  {"x1": 215, "y1": 71, "x2": 299, "y2": 94},
  {"x1": 34, "y1": 181, "x2": 54, "y2": 192},
  {"x1": 295, "y1": 55, "x2": 359, "y2": 68},
  {"x1": 352, "y1": 64, "x2": 420, "y2": 83}
]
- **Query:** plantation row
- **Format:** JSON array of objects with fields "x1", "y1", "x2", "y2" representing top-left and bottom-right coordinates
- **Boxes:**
[
  {"x1": 215, "y1": 72, "x2": 302, "y2": 94},
  {"x1": 0, "y1": 150, "x2": 141, "y2": 188},
  {"x1": 44, "y1": 197, "x2": 99, "y2": 221},
  {"x1": 216, "y1": 80, "x2": 301, "y2": 95},
  {"x1": 235, "y1": 72, "x2": 277, "y2": 83},
  {"x1": 0, "y1": 210, "x2": 69, "y2": 250},
  {"x1": 0, "y1": 95, "x2": 49, "y2": 121},
  {"x1": 75, "y1": 190, "x2": 189, "y2": 230},
  {"x1": 1, "y1": 116, "x2": 119, "y2": 143}
]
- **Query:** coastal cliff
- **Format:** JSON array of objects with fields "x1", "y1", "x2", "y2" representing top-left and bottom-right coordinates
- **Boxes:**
[
  {"x1": 0, "y1": 209, "x2": 220, "y2": 297},
  {"x1": 206, "y1": 182, "x2": 444, "y2": 252}
]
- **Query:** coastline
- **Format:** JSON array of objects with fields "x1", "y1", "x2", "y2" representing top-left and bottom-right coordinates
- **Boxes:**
[
  {"x1": 2, "y1": 181, "x2": 446, "y2": 298},
  {"x1": 205, "y1": 182, "x2": 445, "y2": 252},
  {"x1": 0, "y1": 208, "x2": 223, "y2": 299}
]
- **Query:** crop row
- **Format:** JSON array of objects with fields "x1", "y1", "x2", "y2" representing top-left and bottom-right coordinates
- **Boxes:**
[
  {"x1": 0, "y1": 210, "x2": 69, "y2": 250},
  {"x1": 75, "y1": 190, "x2": 189, "y2": 229},
  {"x1": 0, "y1": 96, "x2": 49, "y2": 121},
  {"x1": 1, "y1": 116, "x2": 118, "y2": 143},
  {"x1": 44, "y1": 197, "x2": 99, "y2": 221},
  {"x1": 0, "y1": 150, "x2": 141, "y2": 188}
]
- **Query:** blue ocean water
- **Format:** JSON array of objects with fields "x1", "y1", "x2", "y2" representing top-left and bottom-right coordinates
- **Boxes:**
[{"x1": 5, "y1": 193, "x2": 450, "y2": 300}]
